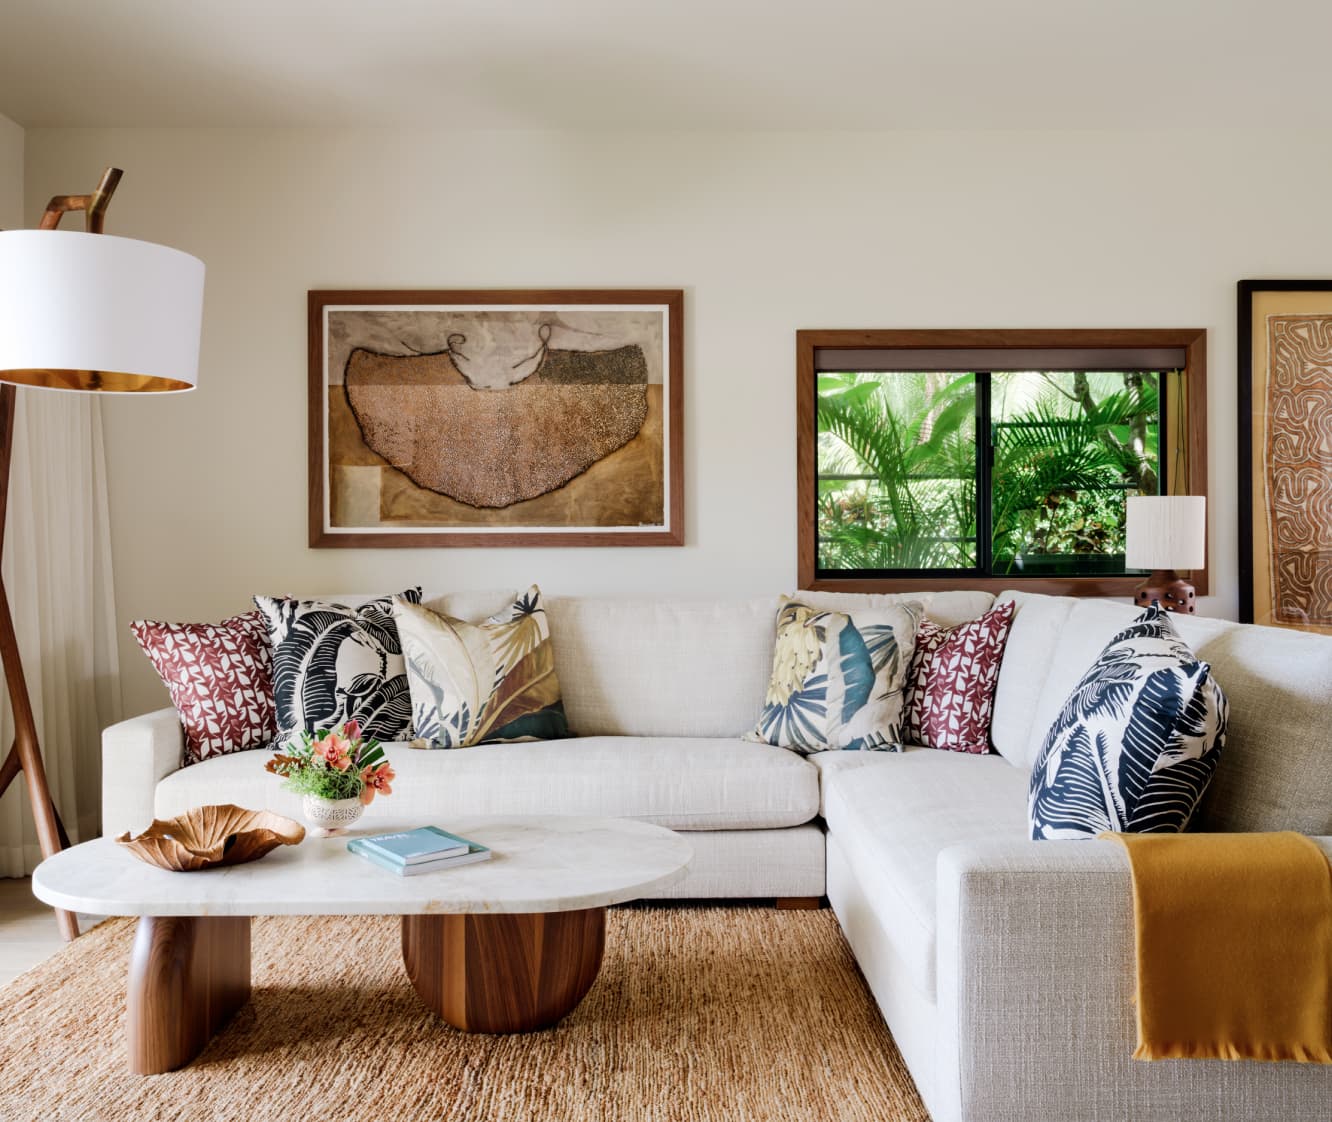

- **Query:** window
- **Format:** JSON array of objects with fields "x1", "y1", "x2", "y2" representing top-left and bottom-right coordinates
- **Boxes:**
[{"x1": 797, "y1": 330, "x2": 1208, "y2": 596}]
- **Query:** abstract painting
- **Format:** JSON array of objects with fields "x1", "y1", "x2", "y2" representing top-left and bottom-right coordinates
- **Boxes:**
[
  {"x1": 1238, "y1": 280, "x2": 1332, "y2": 630},
  {"x1": 309, "y1": 290, "x2": 683, "y2": 547}
]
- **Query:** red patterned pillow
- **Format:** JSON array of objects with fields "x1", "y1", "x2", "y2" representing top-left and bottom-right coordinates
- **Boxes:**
[
  {"x1": 130, "y1": 610, "x2": 276, "y2": 766},
  {"x1": 904, "y1": 601, "x2": 1016, "y2": 753}
]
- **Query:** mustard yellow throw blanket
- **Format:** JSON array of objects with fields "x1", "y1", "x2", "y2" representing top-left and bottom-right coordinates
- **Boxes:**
[{"x1": 1107, "y1": 831, "x2": 1332, "y2": 1062}]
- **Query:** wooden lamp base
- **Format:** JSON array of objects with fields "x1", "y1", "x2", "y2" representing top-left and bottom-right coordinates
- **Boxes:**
[{"x1": 1134, "y1": 569, "x2": 1196, "y2": 614}]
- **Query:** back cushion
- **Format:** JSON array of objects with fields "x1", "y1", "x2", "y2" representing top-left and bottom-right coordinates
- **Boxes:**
[
  {"x1": 1029, "y1": 598, "x2": 1332, "y2": 834},
  {"x1": 990, "y1": 591, "x2": 1078, "y2": 768},
  {"x1": 544, "y1": 597, "x2": 779, "y2": 737},
  {"x1": 1173, "y1": 615, "x2": 1332, "y2": 834},
  {"x1": 795, "y1": 589, "x2": 995, "y2": 628}
]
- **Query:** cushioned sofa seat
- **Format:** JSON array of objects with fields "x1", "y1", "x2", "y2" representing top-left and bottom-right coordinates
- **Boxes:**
[
  {"x1": 153, "y1": 736, "x2": 821, "y2": 831},
  {"x1": 820, "y1": 748, "x2": 1030, "y2": 999}
]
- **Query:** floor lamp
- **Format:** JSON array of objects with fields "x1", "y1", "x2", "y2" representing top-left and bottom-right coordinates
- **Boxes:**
[{"x1": 0, "y1": 169, "x2": 204, "y2": 939}]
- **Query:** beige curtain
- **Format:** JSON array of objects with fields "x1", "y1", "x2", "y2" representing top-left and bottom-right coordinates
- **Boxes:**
[{"x1": 0, "y1": 391, "x2": 120, "y2": 876}]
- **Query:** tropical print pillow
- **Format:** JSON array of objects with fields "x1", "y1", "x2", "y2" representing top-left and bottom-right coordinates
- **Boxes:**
[
  {"x1": 255, "y1": 590, "x2": 421, "y2": 743},
  {"x1": 1028, "y1": 604, "x2": 1229, "y2": 840},
  {"x1": 746, "y1": 597, "x2": 920, "y2": 754},
  {"x1": 393, "y1": 585, "x2": 569, "y2": 748}
]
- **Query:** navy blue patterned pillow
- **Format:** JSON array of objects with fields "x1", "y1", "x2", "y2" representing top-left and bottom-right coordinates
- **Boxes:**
[
  {"x1": 1028, "y1": 605, "x2": 1228, "y2": 840},
  {"x1": 255, "y1": 589, "x2": 422, "y2": 743}
]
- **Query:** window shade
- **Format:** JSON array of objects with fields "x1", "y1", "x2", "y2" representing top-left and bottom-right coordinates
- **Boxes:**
[{"x1": 812, "y1": 347, "x2": 1188, "y2": 372}]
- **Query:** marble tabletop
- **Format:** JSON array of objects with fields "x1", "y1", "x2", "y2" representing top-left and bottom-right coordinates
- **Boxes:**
[{"x1": 31, "y1": 815, "x2": 693, "y2": 917}]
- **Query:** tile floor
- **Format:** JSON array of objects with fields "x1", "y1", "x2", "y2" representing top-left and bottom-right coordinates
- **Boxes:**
[{"x1": 0, "y1": 878, "x2": 101, "y2": 985}]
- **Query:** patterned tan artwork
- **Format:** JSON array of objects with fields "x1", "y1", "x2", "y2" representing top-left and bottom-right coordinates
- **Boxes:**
[
  {"x1": 312, "y1": 295, "x2": 681, "y2": 547},
  {"x1": 1264, "y1": 315, "x2": 1332, "y2": 628}
]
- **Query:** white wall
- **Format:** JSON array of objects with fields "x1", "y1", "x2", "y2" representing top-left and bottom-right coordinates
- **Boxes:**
[
  {"x1": 22, "y1": 128, "x2": 1332, "y2": 717},
  {"x1": 0, "y1": 114, "x2": 20, "y2": 228}
]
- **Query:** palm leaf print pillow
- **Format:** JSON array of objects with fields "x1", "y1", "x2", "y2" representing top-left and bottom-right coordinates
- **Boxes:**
[
  {"x1": 393, "y1": 585, "x2": 570, "y2": 748},
  {"x1": 1028, "y1": 604, "x2": 1228, "y2": 840},
  {"x1": 255, "y1": 589, "x2": 421, "y2": 743},
  {"x1": 746, "y1": 597, "x2": 921, "y2": 754}
]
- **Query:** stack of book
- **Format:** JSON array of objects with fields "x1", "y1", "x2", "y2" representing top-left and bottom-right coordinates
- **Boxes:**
[{"x1": 347, "y1": 826, "x2": 491, "y2": 876}]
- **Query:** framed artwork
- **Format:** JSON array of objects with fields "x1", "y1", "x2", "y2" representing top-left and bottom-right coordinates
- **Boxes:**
[
  {"x1": 1238, "y1": 280, "x2": 1332, "y2": 630},
  {"x1": 308, "y1": 289, "x2": 683, "y2": 548}
]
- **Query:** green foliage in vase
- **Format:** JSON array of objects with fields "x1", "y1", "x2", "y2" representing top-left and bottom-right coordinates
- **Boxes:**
[{"x1": 264, "y1": 720, "x2": 395, "y2": 804}]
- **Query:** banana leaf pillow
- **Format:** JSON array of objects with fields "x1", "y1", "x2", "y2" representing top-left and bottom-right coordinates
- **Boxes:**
[
  {"x1": 255, "y1": 589, "x2": 421, "y2": 743},
  {"x1": 1029, "y1": 604, "x2": 1229, "y2": 840},
  {"x1": 393, "y1": 585, "x2": 569, "y2": 748},
  {"x1": 746, "y1": 597, "x2": 921, "y2": 754}
]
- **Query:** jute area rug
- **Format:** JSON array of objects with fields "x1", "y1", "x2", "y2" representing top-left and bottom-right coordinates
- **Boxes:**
[{"x1": 0, "y1": 907, "x2": 929, "y2": 1122}]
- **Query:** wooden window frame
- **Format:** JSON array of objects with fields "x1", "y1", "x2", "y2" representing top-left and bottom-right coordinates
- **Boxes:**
[{"x1": 797, "y1": 328, "x2": 1209, "y2": 597}]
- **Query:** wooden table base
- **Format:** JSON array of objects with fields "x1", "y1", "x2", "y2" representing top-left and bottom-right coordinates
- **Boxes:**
[
  {"x1": 402, "y1": 908, "x2": 606, "y2": 1033},
  {"x1": 127, "y1": 915, "x2": 251, "y2": 1074}
]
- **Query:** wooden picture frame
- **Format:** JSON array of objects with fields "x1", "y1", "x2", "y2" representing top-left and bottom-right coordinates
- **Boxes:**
[
  {"x1": 1238, "y1": 280, "x2": 1332, "y2": 630},
  {"x1": 309, "y1": 289, "x2": 684, "y2": 548}
]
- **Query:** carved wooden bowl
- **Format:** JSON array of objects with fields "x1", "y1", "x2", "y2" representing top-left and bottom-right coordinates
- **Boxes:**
[{"x1": 115, "y1": 804, "x2": 305, "y2": 871}]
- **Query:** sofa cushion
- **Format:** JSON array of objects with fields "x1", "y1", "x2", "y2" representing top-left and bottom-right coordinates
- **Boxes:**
[
  {"x1": 990, "y1": 591, "x2": 1078, "y2": 768},
  {"x1": 905, "y1": 601, "x2": 1016, "y2": 753},
  {"x1": 821, "y1": 749, "x2": 1030, "y2": 999},
  {"x1": 1028, "y1": 605, "x2": 1228, "y2": 840},
  {"x1": 130, "y1": 610, "x2": 276, "y2": 766},
  {"x1": 155, "y1": 736, "x2": 821, "y2": 831},
  {"x1": 796, "y1": 589, "x2": 994, "y2": 628},
  {"x1": 394, "y1": 587, "x2": 569, "y2": 747},
  {"x1": 747, "y1": 598, "x2": 921, "y2": 753},
  {"x1": 1027, "y1": 599, "x2": 1332, "y2": 834},
  {"x1": 256, "y1": 589, "x2": 421, "y2": 742},
  {"x1": 545, "y1": 598, "x2": 779, "y2": 738}
]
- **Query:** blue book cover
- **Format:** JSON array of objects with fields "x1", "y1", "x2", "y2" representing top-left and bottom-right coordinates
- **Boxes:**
[
  {"x1": 355, "y1": 826, "x2": 473, "y2": 865},
  {"x1": 348, "y1": 837, "x2": 491, "y2": 876}
]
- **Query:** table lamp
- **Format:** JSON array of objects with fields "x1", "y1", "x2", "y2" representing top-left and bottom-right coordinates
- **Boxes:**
[
  {"x1": 0, "y1": 169, "x2": 204, "y2": 939},
  {"x1": 1125, "y1": 495, "x2": 1206, "y2": 615}
]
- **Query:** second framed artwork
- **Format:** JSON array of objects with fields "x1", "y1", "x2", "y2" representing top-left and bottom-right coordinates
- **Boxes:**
[
  {"x1": 309, "y1": 289, "x2": 684, "y2": 547},
  {"x1": 1238, "y1": 280, "x2": 1332, "y2": 631}
]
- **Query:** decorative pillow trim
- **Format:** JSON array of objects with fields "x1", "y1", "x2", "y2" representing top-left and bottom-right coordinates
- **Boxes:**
[
  {"x1": 904, "y1": 600, "x2": 1015, "y2": 753},
  {"x1": 130, "y1": 610, "x2": 276, "y2": 767},
  {"x1": 394, "y1": 585, "x2": 569, "y2": 748},
  {"x1": 1028, "y1": 604, "x2": 1228, "y2": 841},
  {"x1": 256, "y1": 589, "x2": 421, "y2": 743}
]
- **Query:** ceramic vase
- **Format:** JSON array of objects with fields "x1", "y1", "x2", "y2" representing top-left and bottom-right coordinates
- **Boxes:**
[{"x1": 302, "y1": 794, "x2": 364, "y2": 836}]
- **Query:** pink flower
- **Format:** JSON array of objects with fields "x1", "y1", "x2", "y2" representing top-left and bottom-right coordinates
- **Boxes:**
[
  {"x1": 341, "y1": 718, "x2": 362, "y2": 744},
  {"x1": 313, "y1": 732, "x2": 352, "y2": 771},
  {"x1": 360, "y1": 762, "x2": 395, "y2": 805}
]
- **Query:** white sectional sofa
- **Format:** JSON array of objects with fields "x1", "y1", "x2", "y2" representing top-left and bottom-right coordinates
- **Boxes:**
[{"x1": 102, "y1": 588, "x2": 1332, "y2": 1122}]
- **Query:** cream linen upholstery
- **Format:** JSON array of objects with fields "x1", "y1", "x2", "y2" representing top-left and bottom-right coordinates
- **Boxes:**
[
  {"x1": 153, "y1": 736, "x2": 819, "y2": 831},
  {"x1": 102, "y1": 707, "x2": 184, "y2": 838},
  {"x1": 1027, "y1": 599, "x2": 1332, "y2": 834},
  {"x1": 545, "y1": 597, "x2": 777, "y2": 738},
  {"x1": 655, "y1": 825, "x2": 825, "y2": 899},
  {"x1": 795, "y1": 589, "x2": 995, "y2": 628},
  {"x1": 821, "y1": 749, "x2": 1029, "y2": 1000},
  {"x1": 933, "y1": 838, "x2": 1332, "y2": 1122},
  {"x1": 989, "y1": 591, "x2": 1077, "y2": 767}
]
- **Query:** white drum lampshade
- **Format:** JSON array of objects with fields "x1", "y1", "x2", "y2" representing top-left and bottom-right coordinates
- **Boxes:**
[
  {"x1": 1125, "y1": 495, "x2": 1207, "y2": 571},
  {"x1": 0, "y1": 229, "x2": 204, "y2": 392},
  {"x1": 1125, "y1": 495, "x2": 1206, "y2": 614}
]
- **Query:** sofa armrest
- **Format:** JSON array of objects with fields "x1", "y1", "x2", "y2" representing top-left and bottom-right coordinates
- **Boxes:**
[
  {"x1": 934, "y1": 837, "x2": 1332, "y2": 1122},
  {"x1": 101, "y1": 708, "x2": 183, "y2": 838}
]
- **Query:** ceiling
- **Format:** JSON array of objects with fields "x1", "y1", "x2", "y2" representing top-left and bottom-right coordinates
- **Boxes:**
[{"x1": 1, "y1": 0, "x2": 1329, "y2": 130}]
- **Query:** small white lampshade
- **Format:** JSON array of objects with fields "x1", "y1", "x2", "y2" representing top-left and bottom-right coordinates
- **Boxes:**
[
  {"x1": 1125, "y1": 495, "x2": 1206, "y2": 570},
  {"x1": 0, "y1": 229, "x2": 204, "y2": 392}
]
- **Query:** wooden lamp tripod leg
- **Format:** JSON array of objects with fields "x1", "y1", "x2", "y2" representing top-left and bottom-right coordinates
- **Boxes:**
[{"x1": 0, "y1": 384, "x2": 78, "y2": 940}]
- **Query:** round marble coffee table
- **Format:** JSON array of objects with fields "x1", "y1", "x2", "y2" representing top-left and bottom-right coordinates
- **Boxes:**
[{"x1": 33, "y1": 815, "x2": 691, "y2": 1073}]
